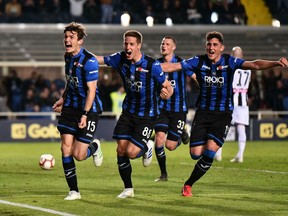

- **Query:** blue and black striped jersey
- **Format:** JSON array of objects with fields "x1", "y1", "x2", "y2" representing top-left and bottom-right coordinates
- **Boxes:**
[
  {"x1": 104, "y1": 51, "x2": 166, "y2": 117},
  {"x1": 181, "y1": 54, "x2": 244, "y2": 112},
  {"x1": 64, "y1": 48, "x2": 102, "y2": 113},
  {"x1": 157, "y1": 55, "x2": 193, "y2": 113}
]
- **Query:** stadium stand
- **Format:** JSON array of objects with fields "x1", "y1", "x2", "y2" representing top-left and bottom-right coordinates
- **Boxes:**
[{"x1": 0, "y1": 25, "x2": 287, "y2": 62}]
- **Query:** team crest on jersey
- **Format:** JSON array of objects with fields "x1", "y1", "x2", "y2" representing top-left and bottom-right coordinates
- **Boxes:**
[
  {"x1": 74, "y1": 62, "x2": 83, "y2": 67},
  {"x1": 217, "y1": 65, "x2": 228, "y2": 70},
  {"x1": 136, "y1": 67, "x2": 149, "y2": 72}
]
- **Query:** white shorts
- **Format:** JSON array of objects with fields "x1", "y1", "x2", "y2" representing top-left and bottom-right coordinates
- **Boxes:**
[{"x1": 232, "y1": 106, "x2": 249, "y2": 126}]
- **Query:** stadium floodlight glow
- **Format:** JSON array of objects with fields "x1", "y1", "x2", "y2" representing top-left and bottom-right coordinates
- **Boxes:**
[
  {"x1": 17, "y1": 23, "x2": 26, "y2": 29},
  {"x1": 121, "y1": 12, "x2": 130, "y2": 27},
  {"x1": 146, "y1": 16, "x2": 154, "y2": 27},
  {"x1": 166, "y1": 18, "x2": 173, "y2": 26},
  {"x1": 57, "y1": 23, "x2": 65, "y2": 30},
  {"x1": 272, "y1": 19, "x2": 281, "y2": 28},
  {"x1": 211, "y1": 12, "x2": 218, "y2": 24}
]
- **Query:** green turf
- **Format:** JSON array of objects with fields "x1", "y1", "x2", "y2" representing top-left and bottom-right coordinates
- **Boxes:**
[{"x1": 0, "y1": 141, "x2": 287, "y2": 216}]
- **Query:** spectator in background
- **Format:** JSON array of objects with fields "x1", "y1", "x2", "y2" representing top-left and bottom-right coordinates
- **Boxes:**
[
  {"x1": 262, "y1": 69, "x2": 278, "y2": 110},
  {"x1": 171, "y1": 0, "x2": 187, "y2": 24},
  {"x1": 69, "y1": 0, "x2": 87, "y2": 22},
  {"x1": 22, "y1": 0, "x2": 37, "y2": 23},
  {"x1": 0, "y1": 0, "x2": 7, "y2": 23},
  {"x1": 230, "y1": 0, "x2": 248, "y2": 25},
  {"x1": 22, "y1": 87, "x2": 40, "y2": 113},
  {"x1": 186, "y1": 0, "x2": 202, "y2": 24},
  {"x1": 83, "y1": 0, "x2": 101, "y2": 23},
  {"x1": 110, "y1": 85, "x2": 126, "y2": 118},
  {"x1": 212, "y1": 0, "x2": 234, "y2": 24},
  {"x1": 248, "y1": 73, "x2": 261, "y2": 111},
  {"x1": 5, "y1": 0, "x2": 22, "y2": 23},
  {"x1": 5, "y1": 69, "x2": 23, "y2": 112},
  {"x1": 101, "y1": 0, "x2": 113, "y2": 23}
]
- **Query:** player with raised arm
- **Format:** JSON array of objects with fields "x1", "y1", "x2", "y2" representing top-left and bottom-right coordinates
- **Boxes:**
[
  {"x1": 53, "y1": 22, "x2": 103, "y2": 200},
  {"x1": 96, "y1": 30, "x2": 173, "y2": 198},
  {"x1": 161, "y1": 31, "x2": 288, "y2": 197},
  {"x1": 153, "y1": 36, "x2": 198, "y2": 182},
  {"x1": 215, "y1": 46, "x2": 251, "y2": 162}
]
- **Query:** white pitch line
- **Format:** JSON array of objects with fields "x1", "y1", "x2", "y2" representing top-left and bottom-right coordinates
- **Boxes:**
[{"x1": 0, "y1": 199, "x2": 78, "y2": 216}]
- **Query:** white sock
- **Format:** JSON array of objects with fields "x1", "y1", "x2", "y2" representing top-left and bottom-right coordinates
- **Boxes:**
[{"x1": 236, "y1": 124, "x2": 246, "y2": 158}]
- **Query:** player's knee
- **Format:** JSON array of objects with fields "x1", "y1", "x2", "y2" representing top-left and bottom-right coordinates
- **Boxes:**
[
  {"x1": 73, "y1": 153, "x2": 85, "y2": 161},
  {"x1": 203, "y1": 149, "x2": 216, "y2": 159},
  {"x1": 165, "y1": 141, "x2": 178, "y2": 151},
  {"x1": 190, "y1": 153, "x2": 202, "y2": 160}
]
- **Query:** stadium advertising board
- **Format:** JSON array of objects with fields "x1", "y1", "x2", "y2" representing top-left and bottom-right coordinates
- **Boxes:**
[
  {"x1": 252, "y1": 119, "x2": 288, "y2": 140},
  {"x1": 0, "y1": 119, "x2": 116, "y2": 142}
]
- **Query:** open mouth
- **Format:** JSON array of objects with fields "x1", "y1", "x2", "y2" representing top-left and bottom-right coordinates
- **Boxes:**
[{"x1": 126, "y1": 51, "x2": 132, "y2": 55}]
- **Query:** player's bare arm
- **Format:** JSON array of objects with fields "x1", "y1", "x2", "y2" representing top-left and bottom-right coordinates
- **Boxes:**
[
  {"x1": 242, "y1": 57, "x2": 288, "y2": 70},
  {"x1": 94, "y1": 55, "x2": 104, "y2": 64},
  {"x1": 160, "y1": 79, "x2": 173, "y2": 100},
  {"x1": 78, "y1": 80, "x2": 97, "y2": 129},
  {"x1": 161, "y1": 62, "x2": 182, "y2": 72}
]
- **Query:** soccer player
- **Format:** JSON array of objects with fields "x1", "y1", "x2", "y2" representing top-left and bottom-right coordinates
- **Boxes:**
[
  {"x1": 161, "y1": 31, "x2": 288, "y2": 197},
  {"x1": 52, "y1": 22, "x2": 103, "y2": 200},
  {"x1": 153, "y1": 36, "x2": 198, "y2": 182},
  {"x1": 215, "y1": 46, "x2": 251, "y2": 163},
  {"x1": 96, "y1": 30, "x2": 174, "y2": 198}
]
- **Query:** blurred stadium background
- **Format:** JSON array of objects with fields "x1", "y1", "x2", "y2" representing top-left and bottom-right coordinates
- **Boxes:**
[{"x1": 0, "y1": 0, "x2": 288, "y2": 143}]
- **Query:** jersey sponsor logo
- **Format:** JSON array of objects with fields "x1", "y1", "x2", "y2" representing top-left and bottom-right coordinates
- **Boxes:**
[
  {"x1": 74, "y1": 62, "x2": 83, "y2": 67},
  {"x1": 136, "y1": 67, "x2": 149, "y2": 72},
  {"x1": 125, "y1": 77, "x2": 142, "y2": 92},
  {"x1": 216, "y1": 65, "x2": 228, "y2": 70},
  {"x1": 204, "y1": 75, "x2": 224, "y2": 87},
  {"x1": 89, "y1": 59, "x2": 96, "y2": 62}
]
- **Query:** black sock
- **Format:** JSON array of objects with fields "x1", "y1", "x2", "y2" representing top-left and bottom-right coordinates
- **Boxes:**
[
  {"x1": 155, "y1": 146, "x2": 167, "y2": 175},
  {"x1": 117, "y1": 156, "x2": 132, "y2": 188},
  {"x1": 86, "y1": 141, "x2": 99, "y2": 158},
  {"x1": 185, "y1": 155, "x2": 213, "y2": 186},
  {"x1": 62, "y1": 156, "x2": 78, "y2": 192}
]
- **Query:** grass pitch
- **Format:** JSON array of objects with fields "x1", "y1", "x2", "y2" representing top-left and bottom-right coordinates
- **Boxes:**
[{"x1": 0, "y1": 141, "x2": 287, "y2": 216}]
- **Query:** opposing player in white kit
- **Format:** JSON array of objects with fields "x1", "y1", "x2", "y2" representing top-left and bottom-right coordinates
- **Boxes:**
[{"x1": 215, "y1": 46, "x2": 251, "y2": 162}]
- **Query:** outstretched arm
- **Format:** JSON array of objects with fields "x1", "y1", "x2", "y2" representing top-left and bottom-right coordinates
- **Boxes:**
[
  {"x1": 94, "y1": 55, "x2": 105, "y2": 65},
  {"x1": 242, "y1": 57, "x2": 288, "y2": 70},
  {"x1": 161, "y1": 62, "x2": 182, "y2": 72}
]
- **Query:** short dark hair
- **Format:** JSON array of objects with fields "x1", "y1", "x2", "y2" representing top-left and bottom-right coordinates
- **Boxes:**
[
  {"x1": 206, "y1": 31, "x2": 224, "y2": 44},
  {"x1": 64, "y1": 22, "x2": 87, "y2": 40},
  {"x1": 163, "y1": 36, "x2": 177, "y2": 45},
  {"x1": 123, "y1": 30, "x2": 143, "y2": 44}
]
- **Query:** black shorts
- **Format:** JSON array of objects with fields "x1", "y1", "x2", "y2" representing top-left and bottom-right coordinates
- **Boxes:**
[
  {"x1": 190, "y1": 110, "x2": 232, "y2": 147},
  {"x1": 154, "y1": 109, "x2": 186, "y2": 141},
  {"x1": 57, "y1": 106, "x2": 100, "y2": 144},
  {"x1": 113, "y1": 111, "x2": 154, "y2": 151}
]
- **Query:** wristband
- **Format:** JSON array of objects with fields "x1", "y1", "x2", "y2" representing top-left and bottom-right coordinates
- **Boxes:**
[{"x1": 82, "y1": 110, "x2": 88, "y2": 116}]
